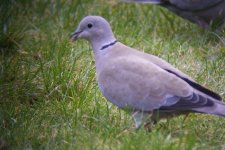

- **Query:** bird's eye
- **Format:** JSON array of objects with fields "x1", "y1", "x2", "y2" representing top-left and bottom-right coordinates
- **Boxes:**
[{"x1": 87, "y1": 23, "x2": 93, "y2": 28}]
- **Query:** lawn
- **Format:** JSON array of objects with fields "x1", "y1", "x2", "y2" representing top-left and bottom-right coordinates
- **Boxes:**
[{"x1": 0, "y1": 0, "x2": 224, "y2": 149}]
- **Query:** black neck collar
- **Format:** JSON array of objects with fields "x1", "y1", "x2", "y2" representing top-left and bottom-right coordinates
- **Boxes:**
[{"x1": 100, "y1": 40, "x2": 117, "y2": 50}]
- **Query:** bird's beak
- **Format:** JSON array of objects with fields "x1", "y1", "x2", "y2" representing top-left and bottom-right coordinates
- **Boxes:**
[{"x1": 70, "y1": 30, "x2": 83, "y2": 41}]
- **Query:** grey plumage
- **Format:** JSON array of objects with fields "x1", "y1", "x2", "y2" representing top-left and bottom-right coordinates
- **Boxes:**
[
  {"x1": 124, "y1": 0, "x2": 225, "y2": 29},
  {"x1": 70, "y1": 16, "x2": 225, "y2": 128}
]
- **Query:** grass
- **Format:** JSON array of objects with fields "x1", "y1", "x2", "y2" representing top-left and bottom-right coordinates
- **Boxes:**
[{"x1": 0, "y1": 0, "x2": 225, "y2": 149}]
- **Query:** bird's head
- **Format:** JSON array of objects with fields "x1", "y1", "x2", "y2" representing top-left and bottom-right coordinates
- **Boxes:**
[{"x1": 70, "y1": 16, "x2": 115, "y2": 44}]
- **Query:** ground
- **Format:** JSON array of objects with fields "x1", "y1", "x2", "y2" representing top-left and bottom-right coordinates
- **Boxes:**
[{"x1": 0, "y1": 0, "x2": 224, "y2": 149}]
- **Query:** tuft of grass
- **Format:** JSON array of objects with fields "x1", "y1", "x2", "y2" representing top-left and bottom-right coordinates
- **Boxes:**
[{"x1": 0, "y1": 0, "x2": 224, "y2": 149}]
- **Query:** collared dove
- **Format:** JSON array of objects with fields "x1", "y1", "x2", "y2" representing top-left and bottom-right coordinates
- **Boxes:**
[
  {"x1": 70, "y1": 16, "x2": 225, "y2": 128},
  {"x1": 123, "y1": 0, "x2": 225, "y2": 29}
]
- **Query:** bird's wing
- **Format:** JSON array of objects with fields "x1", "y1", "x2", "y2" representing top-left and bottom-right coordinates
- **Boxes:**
[
  {"x1": 160, "y1": 92, "x2": 213, "y2": 109},
  {"x1": 158, "y1": 90, "x2": 225, "y2": 117},
  {"x1": 168, "y1": 0, "x2": 224, "y2": 11},
  {"x1": 132, "y1": 45, "x2": 222, "y2": 102},
  {"x1": 122, "y1": 0, "x2": 162, "y2": 4},
  {"x1": 124, "y1": 0, "x2": 224, "y2": 11}
]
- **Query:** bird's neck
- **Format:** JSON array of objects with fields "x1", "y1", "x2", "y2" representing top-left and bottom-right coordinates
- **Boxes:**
[{"x1": 90, "y1": 36, "x2": 117, "y2": 60}]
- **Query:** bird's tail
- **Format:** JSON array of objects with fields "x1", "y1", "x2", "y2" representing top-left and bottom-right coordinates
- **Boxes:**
[
  {"x1": 194, "y1": 99, "x2": 225, "y2": 117},
  {"x1": 122, "y1": 0, "x2": 162, "y2": 4}
]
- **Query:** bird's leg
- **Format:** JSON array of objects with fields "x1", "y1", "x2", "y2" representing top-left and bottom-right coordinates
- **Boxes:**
[
  {"x1": 143, "y1": 113, "x2": 157, "y2": 131},
  {"x1": 132, "y1": 111, "x2": 145, "y2": 128},
  {"x1": 197, "y1": 20, "x2": 209, "y2": 29},
  {"x1": 144, "y1": 119, "x2": 157, "y2": 128},
  {"x1": 132, "y1": 111, "x2": 152, "y2": 129},
  {"x1": 181, "y1": 113, "x2": 189, "y2": 126}
]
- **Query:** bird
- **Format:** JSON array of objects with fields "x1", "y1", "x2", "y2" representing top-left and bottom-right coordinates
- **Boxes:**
[
  {"x1": 70, "y1": 16, "x2": 225, "y2": 128},
  {"x1": 123, "y1": 0, "x2": 225, "y2": 29}
]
